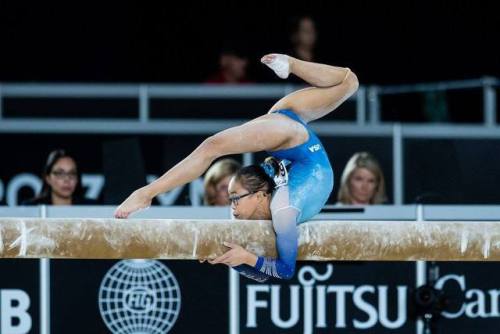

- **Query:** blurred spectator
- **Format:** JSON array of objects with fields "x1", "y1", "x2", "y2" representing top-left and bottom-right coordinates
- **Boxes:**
[
  {"x1": 424, "y1": 91, "x2": 449, "y2": 122},
  {"x1": 205, "y1": 47, "x2": 251, "y2": 84},
  {"x1": 337, "y1": 152, "x2": 387, "y2": 205},
  {"x1": 22, "y1": 149, "x2": 97, "y2": 205},
  {"x1": 203, "y1": 158, "x2": 241, "y2": 206},
  {"x1": 289, "y1": 16, "x2": 318, "y2": 63}
]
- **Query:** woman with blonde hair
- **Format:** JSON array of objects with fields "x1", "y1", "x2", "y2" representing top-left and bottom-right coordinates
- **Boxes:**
[
  {"x1": 204, "y1": 158, "x2": 241, "y2": 206},
  {"x1": 337, "y1": 152, "x2": 387, "y2": 205}
]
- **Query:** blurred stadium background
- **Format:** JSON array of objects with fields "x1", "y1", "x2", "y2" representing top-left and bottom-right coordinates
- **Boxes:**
[{"x1": 0, "y1": 1, "x2": 499, "y2": 334}]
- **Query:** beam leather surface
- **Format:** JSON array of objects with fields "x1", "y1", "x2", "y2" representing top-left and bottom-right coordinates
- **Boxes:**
[{"x1": 0, "y1": 218, "x2": 499, "y2": 261}]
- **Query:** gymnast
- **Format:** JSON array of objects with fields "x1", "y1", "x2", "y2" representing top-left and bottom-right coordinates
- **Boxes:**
[{"x1": 115, "y1": 54, "x2": 358, "y2": 281}]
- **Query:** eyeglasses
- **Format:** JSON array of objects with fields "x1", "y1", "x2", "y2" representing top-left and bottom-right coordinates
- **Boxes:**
[
  {"x1": 51, "y1": 170, "x2": 78, "y2": 180},
  {"x1": 228, "y1": 192, "x2": 255, "y2": 206}
]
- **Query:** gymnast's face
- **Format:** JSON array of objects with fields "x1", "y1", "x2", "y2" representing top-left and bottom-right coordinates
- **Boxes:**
[
  {"x1": 349, "y1": 167, "x2": 377, "y2": 205},
  {"x1": 228, "y1": 178, "x2": 270, "y2": 220}
]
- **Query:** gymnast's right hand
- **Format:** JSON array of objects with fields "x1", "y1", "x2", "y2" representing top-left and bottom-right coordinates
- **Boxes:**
[{"x1": 114, "y1": 187, "x2": 152, "y2": 219}]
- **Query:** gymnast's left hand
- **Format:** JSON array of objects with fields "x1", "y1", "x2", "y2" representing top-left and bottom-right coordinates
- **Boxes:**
[
  {"x1": 209, "y1": 242, "x2": 257, "y2": 267},
  {"x1": 114, "y1": 187, "x2": 152, "y2": 219}
]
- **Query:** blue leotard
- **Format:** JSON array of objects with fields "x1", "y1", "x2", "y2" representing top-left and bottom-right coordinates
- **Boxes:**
[
  {"x1": 234, "y1": 109, "x2": 334, "y2": 281},
  {"x1": 266, "y1": 109, "x2": 334, "y2": 222}
]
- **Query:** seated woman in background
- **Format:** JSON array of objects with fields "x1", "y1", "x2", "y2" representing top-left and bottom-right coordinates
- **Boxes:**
[
  {"x1": 23, "y1": 149, "x2": 97, "y2": 205},
  {"x1": 204, "y1": 158, "x2": 241, "y2": 206},
  {"x1": 337, "y1": 152, "x2": 387, "y2": 205}
]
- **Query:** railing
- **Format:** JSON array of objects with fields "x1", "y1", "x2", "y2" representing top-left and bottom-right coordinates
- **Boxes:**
[
  {"x1": 0, "y1": 80, "x2": 500, "y2": 207},
  {"x1": 0, "y1": 83, "x2": 363, "y2": 122},
  {"x1": 2, "y1": 204, "x2": 500, "y2": 221},
  {"x1": 367, "y1": 77, "x2": 499, "y2": 126},
  {"x1": 0, "y1": 77, "x2": 498, "y2": 125}
]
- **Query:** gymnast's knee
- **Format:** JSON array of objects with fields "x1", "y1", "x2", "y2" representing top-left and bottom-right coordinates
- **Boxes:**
[{"x1": 199, "y1": 135, "x2": 225, "y2": 160}]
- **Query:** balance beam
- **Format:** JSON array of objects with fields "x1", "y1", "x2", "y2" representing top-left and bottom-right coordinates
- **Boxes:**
[{"x1": 0, "y1": 218, "x2": 499, "y2": 260}]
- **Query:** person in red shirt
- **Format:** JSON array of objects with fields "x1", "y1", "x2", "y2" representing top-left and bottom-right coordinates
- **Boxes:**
[{"x1": 205, "y1": 48, "x2": 252, "y2": 84}]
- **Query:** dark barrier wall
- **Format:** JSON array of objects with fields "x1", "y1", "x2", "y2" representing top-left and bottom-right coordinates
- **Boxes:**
[
  {"x1": 3, "y1": 133, "x2": 500, "y2": 207},
  {"x1": 237, "y1": 262, "x2": 414, "y2": 334},
  {"x1": 0, "y1": 134, "x2": 210, "y2": 206},
  {"x1": 432, "y1": 262, "x2": 500, "y2": 333},
  {"x1": 1, "y1": 260, "x2": 500, "y2": 333},
  {"x1": 0, "y1": 133, "x2": 394, "y2": 206},
  {"x1": 0, "y1": 134, "x2": 500, "y2": 205},
  {"x1": 50, "y1": 261, "x2": 229, "y2": 333},
  {"x1": 0, "y1": 260, "x2": 40, "y2": 334},
  {"x1": 2, "y1": 133, "x2": 500, "y2": 206},
  {"x1": 404, "y1": 139, "x2": 500, "y2": 204}
]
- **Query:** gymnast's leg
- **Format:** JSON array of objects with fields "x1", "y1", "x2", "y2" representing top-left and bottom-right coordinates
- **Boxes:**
[
  {"x1": 114, "y1": 114, "x2": 296, "y2": 218},
  {"x1": 262, "y1": 54, "x2": 359, "y2": 122}
]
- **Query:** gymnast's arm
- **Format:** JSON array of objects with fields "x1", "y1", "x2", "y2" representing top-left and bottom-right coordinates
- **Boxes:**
[
  {"x1": 232, "y1": 264, "x2": 270, "y2": 282},
  {"x1": 229, "y1": 206, "x2": 298, "y2": 282},
  {"x1": 253, "y1": 205, "x2": 299, "y2": 280}
]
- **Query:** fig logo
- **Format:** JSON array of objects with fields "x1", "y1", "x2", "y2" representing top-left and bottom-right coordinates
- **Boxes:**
[
  {"x1": 123, "y1": 286, "x2": 157, "y2": 314},
  {"x1": 98, "y1": 260, "x2": 181, "y2": 334}
]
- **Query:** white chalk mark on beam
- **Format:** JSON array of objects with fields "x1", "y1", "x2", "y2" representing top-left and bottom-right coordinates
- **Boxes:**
[
  {"x1": 192, "y1": 229, "x2": 199, "y2": 258},
  {"x1": 460, "y1": 230, "x2": 468, "y2": 254}
]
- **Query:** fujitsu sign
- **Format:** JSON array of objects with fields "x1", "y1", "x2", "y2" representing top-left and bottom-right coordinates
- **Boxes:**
[{"x1": 245, "y1": 265, "x2": 408, "y2": 333}]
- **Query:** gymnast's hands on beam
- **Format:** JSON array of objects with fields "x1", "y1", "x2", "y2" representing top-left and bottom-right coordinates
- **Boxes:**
[
  {"x1": 114, "y1": 187, "x2": 153, "y2": 219},
  {"x1": 208, "y1": 242, "x2": 258, "y2": 267}
]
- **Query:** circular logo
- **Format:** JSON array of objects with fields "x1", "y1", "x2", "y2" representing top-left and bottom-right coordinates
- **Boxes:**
[
  {"x1": 98, "y1": 260, "x2": 181, "y2": 334},
  {"x1": 123, "y1": 286, "x2": 157, "y2": 314}
]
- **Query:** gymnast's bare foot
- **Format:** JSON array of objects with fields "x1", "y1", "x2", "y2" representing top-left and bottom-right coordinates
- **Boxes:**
[
  {"x1": 261, "y1": 53, "x2": 291, "y2": 79},
  {"x1": 114, "y1": 187, "x2": 152, "y2": 219}
]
